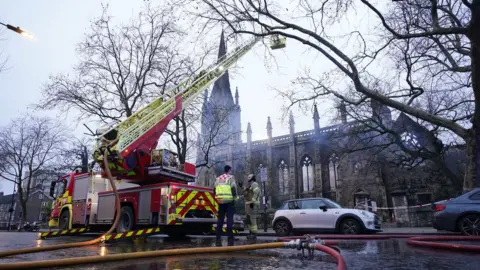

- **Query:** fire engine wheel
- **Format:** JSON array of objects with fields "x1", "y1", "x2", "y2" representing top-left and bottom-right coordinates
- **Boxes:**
[
  {"x1": 59, "y1": 210, "x2": 70, "y2": 230},
  {"x1": 116, "y1": 206, "x2": 135, "y2": 233}
]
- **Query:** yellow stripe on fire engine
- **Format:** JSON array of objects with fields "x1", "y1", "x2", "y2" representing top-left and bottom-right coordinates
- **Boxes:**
[
  {"x1": 210, "y1": 227, "x2": 239, "y2": 234},
  {"x1": 136, "y1": 230, "x2": 144, "y2": 236},
  {"x1": 126, "y1": 231, "x2": 134, "y2": 237}
]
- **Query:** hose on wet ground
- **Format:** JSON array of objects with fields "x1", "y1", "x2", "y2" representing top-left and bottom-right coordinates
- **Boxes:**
[
  {"x1": 277, "y1": 234, "x2": 480, "y2": 252},
  {"x1": 0, "y1": 242, "x2": 347, "y2": 270},
  {"x1": 0, "y1": 148, "x2": 122, "y2": 258}
]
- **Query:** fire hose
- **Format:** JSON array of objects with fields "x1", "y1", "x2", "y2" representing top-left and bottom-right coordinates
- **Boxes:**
[
  {"x1": 278, "y1": 234, "x2": 480, "y2": 252},
  {"x1": 0, "y1": 148, "x2": 122, "y2": 258},
  {"x1": 0, "y1": 241, "x2": 346, "y2": 270}
]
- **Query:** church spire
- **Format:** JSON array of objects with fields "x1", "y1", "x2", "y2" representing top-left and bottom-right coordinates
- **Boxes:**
[
  {"x1": 289, "y1": 111, "x2": 295, "y2": 134},
  {"x1": 313, "y1": 104, "x2": 320, "y2": 130},
  {"x1": 235, "y1": 87, "x2": 239, "y2": 105},
  {"x1": 267, "y1": 116, "x2": 272, "y2": 138},
  {"x1": 218, "y1": 29, "x2": 227, "y2": 61},
  {"x1": 210, "y1": 30, "x2": 233, "y2": 106}
]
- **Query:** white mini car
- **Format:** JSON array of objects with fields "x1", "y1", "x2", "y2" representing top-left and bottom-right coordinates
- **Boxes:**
[{"x1": 272, "y1": 198, "x2": 381, "y2": 236}]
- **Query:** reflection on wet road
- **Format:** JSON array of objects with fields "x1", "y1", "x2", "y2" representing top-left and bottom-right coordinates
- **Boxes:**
[{"x1": 1, "y1": 232, "x2": 479, "y2": 269}]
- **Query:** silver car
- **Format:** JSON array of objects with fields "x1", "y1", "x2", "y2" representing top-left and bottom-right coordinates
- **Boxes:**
[{"x1": 432, "y1": 188, "x2": 480, "y2": 235}]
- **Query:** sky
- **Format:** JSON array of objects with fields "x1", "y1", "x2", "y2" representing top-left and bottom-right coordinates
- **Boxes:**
[{"x1": 0, "y1": 0, "x2": 369, "y2": 194}]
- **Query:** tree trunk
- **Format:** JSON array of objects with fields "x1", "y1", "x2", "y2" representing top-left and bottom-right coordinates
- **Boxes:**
[
  {"x1": 470, "y1": 0, "x2": 480, "y2": 190},
  {"x1": 464, "y1": 136, "x2": 476, "y2": 192},
  {"x1": 21, "y1": 200, "x2": 27, "y2": 227}
]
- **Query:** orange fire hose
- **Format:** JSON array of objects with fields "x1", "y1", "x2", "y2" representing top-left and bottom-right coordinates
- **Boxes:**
[
  {"x1": 0, "y1": 149, "x2": 122, "y2": 258},
  {"x1": 0, "y1": 242, "x2": 347, "y2": 270}
]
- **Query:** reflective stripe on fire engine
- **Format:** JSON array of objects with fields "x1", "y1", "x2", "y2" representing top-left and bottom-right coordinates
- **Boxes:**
[
  {"x1": 167, "y1": 188, "x2": 218, "y2": 225},
  {"x1": 39, "y1": 227, "x2": 89, "y2": 239},
  {"x1": 210, "y1": 226, "x2": 239, "y2": 234},
  {"x1": 103, "y1": 227, "x2": 160, "y2": 242}
]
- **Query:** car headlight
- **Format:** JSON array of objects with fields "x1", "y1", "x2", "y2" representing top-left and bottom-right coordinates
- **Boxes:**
[{"x1": 360, "y1": 211, "x2": 374, "y2": 218}]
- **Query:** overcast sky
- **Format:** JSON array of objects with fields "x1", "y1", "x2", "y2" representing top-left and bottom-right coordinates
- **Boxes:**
[{"x1": 0, "y1": 0, "x2": 364, "y2": 194}]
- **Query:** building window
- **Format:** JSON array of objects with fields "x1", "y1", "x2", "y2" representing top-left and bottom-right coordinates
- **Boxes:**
[
  {"x1": 401, "y1": 132, "x2": 421, "y2": 149},
  {"x1": 416, "y1": 193, "x2": 432, "y2": 205},
  {"x1": 353, "y1": 161, "x2": 362, "y2": 173},
  {"x1": 278, "y1": 160, "x2": 289, "y2": 195},
  {"x1": 329, "y1": 154, "x2": 339, "y2": 191},
  {"x1": 39, "y1": 194, "x2": 43, "y2": 200},
  {"x1": 302, "y1": 156, "x2": 314, "y2": 192}
]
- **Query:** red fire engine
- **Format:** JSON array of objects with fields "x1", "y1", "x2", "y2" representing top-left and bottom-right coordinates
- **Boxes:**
[{"x1": 46, "y1": 34, "x2": 287, "y2": 239}]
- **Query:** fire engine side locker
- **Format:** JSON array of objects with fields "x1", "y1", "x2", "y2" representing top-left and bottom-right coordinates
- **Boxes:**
[
  {"x1": 96, "y1": 183, "x2": 170, "y2": 228},
  {"x1": 71, "y1": 174, "x2": 91, "y2": 227}
]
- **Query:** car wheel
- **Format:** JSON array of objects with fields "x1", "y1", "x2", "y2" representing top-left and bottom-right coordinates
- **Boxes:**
[
  {"x1": 59, "y1": 210, "x2": 70, "y2": 230},
  {"x1": 458, "y1": 214, "x2": 480, "y2": 236},
  {"x1": 274, "y1": 220, "x2": 292, "y2": 236},
  {"x1": 116, "y1": 206, "x2": 135, "y2": 233},
  {"x1": 339, "y1": 218, "x2": 362, "y2": 234}
]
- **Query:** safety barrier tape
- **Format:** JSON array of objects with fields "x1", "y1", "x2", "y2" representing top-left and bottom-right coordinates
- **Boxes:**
[
  {"x1": 354, "y1": 199, "x2": 450, "y2": 210},
  {"x1": 102, "y1": 227, "x2": 161, "y2": 242},
  {"x1": 39, "y1": 227, "x2": 90, "y2": 239}
]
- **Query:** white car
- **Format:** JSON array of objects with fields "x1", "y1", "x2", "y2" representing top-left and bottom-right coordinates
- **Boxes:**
[{"x1": 272, "y1": 198, "x2": 381, "y2": 236}]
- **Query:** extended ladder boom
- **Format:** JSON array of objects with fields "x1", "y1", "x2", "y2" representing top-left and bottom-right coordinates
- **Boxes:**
[{"x1": 94, "y1": 33, "x2": 286, "y2": 175}]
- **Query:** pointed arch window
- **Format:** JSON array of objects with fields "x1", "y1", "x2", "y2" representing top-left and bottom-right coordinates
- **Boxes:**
[
  {"x1": 329, "y1": 153, "x2": 339, "y2": 192},
  {"x1": 302, "y1": 156, "x2": 314, "y2": 192},
  {"x1": 278, "y1": 160, "x2": 289, "y2": 194}
]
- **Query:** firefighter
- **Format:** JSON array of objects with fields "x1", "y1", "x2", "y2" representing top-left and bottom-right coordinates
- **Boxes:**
[
  {"x1": 213, "y1": 165, "x2": 239, "y2": 246},
  {"x1": 241, "y1": 174, "x2": 261, "y2": 240}
]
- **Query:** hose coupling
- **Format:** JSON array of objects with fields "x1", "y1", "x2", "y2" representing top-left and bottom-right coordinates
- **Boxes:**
[{"x1": 284, "y1": 239, "x2": 301, "y2": 249}]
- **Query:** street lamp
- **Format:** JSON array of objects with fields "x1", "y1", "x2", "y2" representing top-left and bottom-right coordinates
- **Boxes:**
[{"x1": 0, "y1": 22, "x2": 34, "y2": 39}]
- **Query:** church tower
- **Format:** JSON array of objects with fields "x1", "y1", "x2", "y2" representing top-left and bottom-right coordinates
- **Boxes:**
[{"x1": 196, "y1": 30, "x2": 242, "y2": 178}]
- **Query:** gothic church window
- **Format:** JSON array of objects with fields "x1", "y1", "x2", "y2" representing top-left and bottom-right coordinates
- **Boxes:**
[
  {"x1": 278, "y1": 160, "x2": 289, "y2": 195},
  {"x1": 329, "y1": 154, "x2": 339, "y2": 191},
  {"x1": 302, "y1": 156, "x2": 314, "y2": 193},
  {"x1": 401, "y1": 132, "x2": 421, "y2": 149},
  {"x1": 353, "y1": 161, "x2": 362, "y2": 173}
]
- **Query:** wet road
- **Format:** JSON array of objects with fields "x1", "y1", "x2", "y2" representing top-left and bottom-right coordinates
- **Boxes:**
[{"x1": 1, "y1": 232, "x2": 479, "y2": 269}]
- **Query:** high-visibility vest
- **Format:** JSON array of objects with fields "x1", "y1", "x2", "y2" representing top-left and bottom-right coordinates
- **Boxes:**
[{"x1": 215, "y1": 174, "x2": 233, "y2": 204}]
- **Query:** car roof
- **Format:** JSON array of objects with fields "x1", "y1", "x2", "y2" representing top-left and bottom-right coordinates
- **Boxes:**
[{"x1": 283, "y1": 198, "x2": 327, "y2": 203}]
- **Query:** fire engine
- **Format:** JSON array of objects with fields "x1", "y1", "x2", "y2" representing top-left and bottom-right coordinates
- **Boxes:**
[{"x1": 46, "y1": 34, "x2": 287, "y2": 239}]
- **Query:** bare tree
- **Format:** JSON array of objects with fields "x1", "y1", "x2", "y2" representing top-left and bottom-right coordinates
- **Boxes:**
[
  {"x1": 0, "y1": 115, "x2": 66, "y2": 225},
  {"x1": 55, "y1": 137, "x2": 95, "y2": 173},
  {"x1": 197, "y1": 0, "x2": 478, "y2": 191},
  {"x1": 38, "y1": 3, "x2": 190, "y2": 123},
  {"x1": 37, "y1": 3, "x2": 215, "y2": 165}
]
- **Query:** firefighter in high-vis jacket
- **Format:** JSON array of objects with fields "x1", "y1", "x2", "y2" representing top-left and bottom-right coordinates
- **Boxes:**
[
  {"x1": 240, "y1": 174, "x2": 261, "y2": 240},
  {"x1": 213, "y1": 165, "x2": 239, "y2": 246}
]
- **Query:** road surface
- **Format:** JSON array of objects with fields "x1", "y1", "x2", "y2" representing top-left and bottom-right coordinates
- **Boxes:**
[{"x1": 0, "y1": 232, "x2": 479, "y2": 269}]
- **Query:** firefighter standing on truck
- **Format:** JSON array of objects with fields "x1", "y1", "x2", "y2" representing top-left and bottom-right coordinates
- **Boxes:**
[
  {"x1": 239, "y1": 174, "x2": 261, "y2": 240},
  {"x1": 213, "y1": 165, "x2": 238, "y2": 246}
]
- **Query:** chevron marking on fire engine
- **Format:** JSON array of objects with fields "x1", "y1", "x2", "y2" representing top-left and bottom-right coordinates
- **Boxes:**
[
  {"x1": 168, "y1": 189, "x2": 218, "y2": 225},
  {"x1": 103, "y1": 227, "x2": 161, "y2": 242},
  {"x1": 39, "y1": 227, "x2": 90, "y2": 239}
]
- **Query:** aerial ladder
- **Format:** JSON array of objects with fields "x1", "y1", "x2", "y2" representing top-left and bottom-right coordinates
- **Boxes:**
[{"x1": 92, "y1": 34, "x2": 287, "y2": 182}]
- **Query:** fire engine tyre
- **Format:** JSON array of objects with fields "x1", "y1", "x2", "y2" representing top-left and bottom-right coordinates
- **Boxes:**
[
  {"x1": 59, "y1": 210, "x2": 70, "y2": 230},
  {"x1": 458, "y1": 214, "x2": 480, "y2": 236},
  {"x1": 116, "y1": 206, "x2": 135, "y2": 233},
  {"x1": 338, "y1": 218, "x2": 362, "y2": 234},
  {"x1": 273, "y1": 219, "x2": 292, "y2": 237}
]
